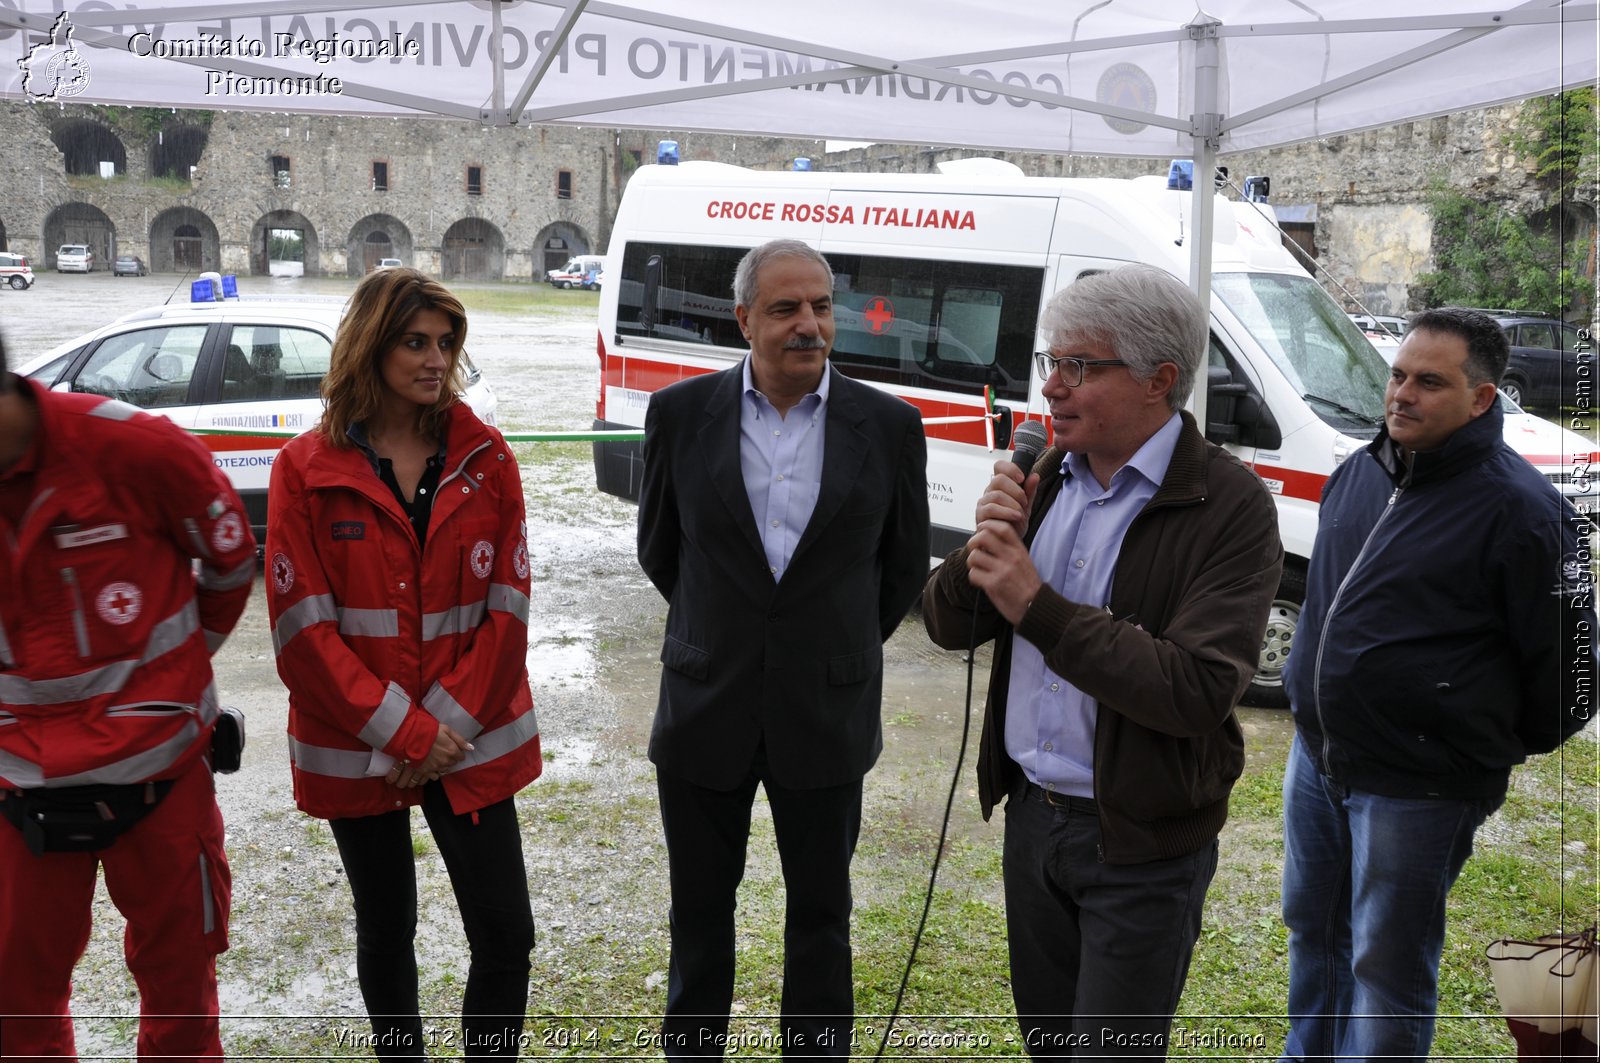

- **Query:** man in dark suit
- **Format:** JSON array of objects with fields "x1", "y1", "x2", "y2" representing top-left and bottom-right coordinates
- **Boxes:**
[{"x1": 637, "y1": 239, "x2": 930, "y2": 1059}]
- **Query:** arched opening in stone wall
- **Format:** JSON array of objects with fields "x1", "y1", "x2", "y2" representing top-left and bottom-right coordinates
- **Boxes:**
[
  {"x1": 441, "y1": 218, "x2": 504, "y2": 282},
  {"x1": 44, "y1": 204, "x2": 115, "y2": 269},
  {"x1": 49, "y1": 120, "x2": 128, "y2": 177},
  {"x1": 535, "y1": 223, "x2": 593, "y2": 275},
  {"x1": 348, "y1": 214, "x2": 414, "y2": 276},
  {"x1": 152, "y1": 207, "x2": 220, "y2": 273},
  {"x1": 150, "y1": 125, "x2": 209, "y2": 183},
  {"x1": 1530, "y1": 200, "x2": 1599, "y2": 322},
  {"x1": 251, "y1": 211, "x2": 320, "y2": 277}
]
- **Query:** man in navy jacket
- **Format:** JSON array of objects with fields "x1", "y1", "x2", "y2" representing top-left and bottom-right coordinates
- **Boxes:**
[{"x1": 1279, "y1": 307, "x2": 1595, "y2": 1062}]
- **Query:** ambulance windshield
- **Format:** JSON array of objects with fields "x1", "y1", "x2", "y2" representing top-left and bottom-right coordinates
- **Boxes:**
[{"x1": 1212, "y1": 272, "x2": 1389, "y2": 436}]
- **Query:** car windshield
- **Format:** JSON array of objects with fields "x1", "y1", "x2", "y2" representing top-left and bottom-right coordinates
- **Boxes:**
[{"x1": 1213, "y1": 272, "x2": 1390, "y2": 437}]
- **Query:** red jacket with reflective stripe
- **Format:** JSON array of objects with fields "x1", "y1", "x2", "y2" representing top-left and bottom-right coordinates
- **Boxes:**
[
  {"x1": 0, "y1": 381, "x2": 257, "y2": 788},
  {"x1": 266, "y1": 403, "x2": 541, "y2": 819}
]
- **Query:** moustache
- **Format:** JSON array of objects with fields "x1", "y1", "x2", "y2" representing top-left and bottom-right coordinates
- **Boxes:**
[{"x1": 784, "y1": 337, "x2": 828, "y2": 351}]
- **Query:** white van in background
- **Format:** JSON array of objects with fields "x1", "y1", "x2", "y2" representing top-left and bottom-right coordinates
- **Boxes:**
[
  {"x1": 590, "y1": 159, "x2": 1597, "y2": 706},
  {"x1": 546, "y1": 255, "x2": 605, "y2": 289}
]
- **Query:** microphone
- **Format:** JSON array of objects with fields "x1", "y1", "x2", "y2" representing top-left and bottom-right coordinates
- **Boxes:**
[{"x1": 1008, "y1": 418, "x2": 1048, "y2": 476}]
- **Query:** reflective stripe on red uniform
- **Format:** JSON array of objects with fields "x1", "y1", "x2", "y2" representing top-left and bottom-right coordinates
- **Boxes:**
[
  {"x1": 266, "y1": 402, "x2": 541, "y2": 819},
  {"x1": 0, "y1": 382, "x2": 257, "y2": 788}
]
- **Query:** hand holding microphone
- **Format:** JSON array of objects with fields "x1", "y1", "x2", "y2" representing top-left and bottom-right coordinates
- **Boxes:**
[{"x1": 966, "y1": 419, "x2": 1048, "y2": 625}]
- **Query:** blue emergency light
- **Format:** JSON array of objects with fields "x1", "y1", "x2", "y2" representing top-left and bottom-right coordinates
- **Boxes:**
[
  {"x1": 657, "y1": 140, "x2": 680, "y2": 166},
  {"x1": 221, "y1": 274, "x2": 239, "y2": 298},
  {"x1": 1166, "y1": 159, "x2": 1194, "y2": 190},
  {"x1": 191, "y1": 279, "x2": 216, "y2": 302},
  {"x1": 793, "y1": 157, "x2": 812, "y2": 171}
]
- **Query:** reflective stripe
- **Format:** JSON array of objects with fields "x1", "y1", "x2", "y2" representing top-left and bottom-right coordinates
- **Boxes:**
[
  {"x1": 0, "y1": 616, "x2": 12, "y2": 667},
  {"x1": 0, "y1": 712, "x2": 15, "y2": 727},
  {"x1": 199, "y1": 556, "x2": 255, "y2": 591},
  {"x1": 287, "y1": 736, "x2": 372, "y2": 779},
  {"x1": 105, "y1": 701, "x2": 191, "y2": 717},
  {"x1": 0, "y1": 601, "x2": 199, "y2": 706},
  {"x1": 453, "y1": 709, "x2": 539, "y2": 772},
  {"x1": 199, "y1": 851, "x2": 215, "y2": 935},
  {"x1": 88, "y1": 399, "x2": 140, "y2": 422},
  {"x1": 271, "y1": 594, "x2": 337, "y2": 656},
  {"x1": 42, "y1": 718, "x2": 201, "y2": 787},
  {"x1": 486, "y1": 583, "x2": 530, "y2": 624},
  {"x1": 0, "y1": 748, "x2": 42, "y2": 787},
  {"x1": 338, "y1": 607, "x2": 400, "y2": 639},
  {"x1": 422, "y1": 601, "x2": 485, "y2": 641},
  {"x1": 357, "y1": 681, "x2": 412, "y2": 751},
  {"x1": 204, "y1": 629, "x2": 228, "y2": 654},
  {"x1": 422, "y1": 683, "x2": 483, "y2": 741}
]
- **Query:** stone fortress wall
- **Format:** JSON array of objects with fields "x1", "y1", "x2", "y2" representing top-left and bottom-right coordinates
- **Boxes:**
[{"x1": 0, "y1": 101, "x2": 1591, "y2": 318}]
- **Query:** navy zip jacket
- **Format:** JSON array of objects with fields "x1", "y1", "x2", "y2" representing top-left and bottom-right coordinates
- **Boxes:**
[{"x1": 1287, "y1": 402, "x2": 1595, "y2": 800}]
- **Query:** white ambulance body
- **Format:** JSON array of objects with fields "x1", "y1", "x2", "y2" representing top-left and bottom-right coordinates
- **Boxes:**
[{"x1": 591, "y1": 160, "x2": 1592, "y2": 705}]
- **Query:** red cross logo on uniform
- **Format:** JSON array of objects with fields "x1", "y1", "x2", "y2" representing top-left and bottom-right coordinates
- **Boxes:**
[
  {"x1": 862, "y1": 297, "x2": 895, "y2": 335},
  {"x1": 470, "y1": 540, "x2": 495, "y2": 579},
  {"x1": 96, "y1": 581, "x2": 142, "y2": 626}
]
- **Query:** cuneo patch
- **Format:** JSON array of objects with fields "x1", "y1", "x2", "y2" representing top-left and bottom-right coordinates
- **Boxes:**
[{"x1": 331, "y1": 521, "x2": 366, "y2": 541}]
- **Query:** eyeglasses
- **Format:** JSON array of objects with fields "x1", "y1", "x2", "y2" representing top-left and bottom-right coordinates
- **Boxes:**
[{"x1": 1034, "y1": 352, "x2": 1130, "y2": 387}]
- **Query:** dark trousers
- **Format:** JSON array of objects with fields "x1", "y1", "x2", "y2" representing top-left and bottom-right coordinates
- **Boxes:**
[
  {"x1": 328, "y1": 783, "x2": 534, "y2": 1061},
  {"x1": 1003, "y1": 783, "x2": 1218, "y2": 1061},
  {"x1": 656, "y1": 763, "x2": 863, "y2": 1060}
]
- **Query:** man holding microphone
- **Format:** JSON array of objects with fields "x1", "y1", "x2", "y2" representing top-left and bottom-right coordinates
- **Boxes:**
[{"x1": 923, "y1": 265, "x2": 1282, "y2": 1058}]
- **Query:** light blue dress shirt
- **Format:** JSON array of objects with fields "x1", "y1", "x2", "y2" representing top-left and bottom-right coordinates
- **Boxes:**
[
  {"x1": 739, "y1": 356, "x2": 829, "y2": 581},
  {"x1": 1004, "y1": 412, "x2": 1182, "y2": 798}
]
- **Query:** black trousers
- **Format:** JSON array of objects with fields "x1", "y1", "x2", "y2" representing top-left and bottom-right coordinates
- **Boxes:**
[
  {"x1": 1003, "y1": 782, "x2": 1218, "y2": 1061},
  {"x1": 329, "y1": 782, "x2": 534, "y2": 1060},
  {"x1": 656, "y1": 763, "x2": 863, "y2": 1060}
]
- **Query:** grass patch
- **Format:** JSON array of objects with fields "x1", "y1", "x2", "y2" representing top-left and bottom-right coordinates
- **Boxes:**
[{"x1": 457, "y1": 287, "x2": 599, "y2": 316}]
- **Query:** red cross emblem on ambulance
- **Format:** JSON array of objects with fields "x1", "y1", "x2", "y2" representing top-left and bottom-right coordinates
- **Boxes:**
[{"x1": 862, "y1": 297, "x2": 895, "y2": 335}]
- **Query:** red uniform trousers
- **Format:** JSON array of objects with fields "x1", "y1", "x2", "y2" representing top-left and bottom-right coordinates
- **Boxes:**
[{"x1": 0, "y1": 757, "x2": 231, "y2": 1062}]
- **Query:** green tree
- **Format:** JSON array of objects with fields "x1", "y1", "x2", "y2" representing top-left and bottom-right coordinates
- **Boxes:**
[
  {"x1": 1510, "y1": 88, "x2": 1597, "y2": 189},
  {"x1": 1418, "y1": 184, "x2": 1585, "y2": 314}
]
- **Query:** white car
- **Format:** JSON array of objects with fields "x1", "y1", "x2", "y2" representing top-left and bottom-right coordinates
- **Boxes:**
[{"x1": 18, "y1": 296, "x2": 498, "y2": 541}]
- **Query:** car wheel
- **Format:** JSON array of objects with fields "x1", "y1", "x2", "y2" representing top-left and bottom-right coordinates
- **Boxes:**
[
  {"x1": 1500, "y1": 376, "x2": 1527, "y2": 407},
  {"x1": 8, "y1": 276, "x2": 25, "y2": 290},
  {"x1": 1241, "y1": 561, "x2": 1306, "y2": 709},
  {"x1": 558, "y1": 280, "x2": 572, "y2": 289}
]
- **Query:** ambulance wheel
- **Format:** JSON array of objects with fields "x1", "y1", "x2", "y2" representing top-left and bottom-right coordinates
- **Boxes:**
[
  {"x1": 8, "y1": 276, "x2": 25, "y2": 289},
  {"x1": 1242, "y1": 561, "x2": 1304, "y2": 709}
]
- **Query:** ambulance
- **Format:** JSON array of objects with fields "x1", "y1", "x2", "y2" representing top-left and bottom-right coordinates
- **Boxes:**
[{"x1": 590, "y1": 158, "x2": 1596, "y2": 706}]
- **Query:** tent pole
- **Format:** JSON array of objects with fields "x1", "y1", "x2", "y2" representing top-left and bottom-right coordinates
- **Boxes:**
[
  {"x1": 1188, "y1": 16, "x2": 1222, "y2": 436},
  {"x1": 489, "y1": 0, "x2": 506, "y2": 124}
]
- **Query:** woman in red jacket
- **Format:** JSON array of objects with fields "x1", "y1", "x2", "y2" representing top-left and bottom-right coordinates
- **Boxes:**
[{"x1": 266, "y1": 267, "x2": 542, "y2": 1060}]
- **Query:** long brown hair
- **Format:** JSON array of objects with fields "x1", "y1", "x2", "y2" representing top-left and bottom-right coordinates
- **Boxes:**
[{"x1": 319, "y1": 267, "x2": 468, "y2": 446}]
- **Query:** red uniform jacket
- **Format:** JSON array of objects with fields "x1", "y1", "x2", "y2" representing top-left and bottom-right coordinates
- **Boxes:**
[
  {"x1": 0, "y1": 382, "x2": 256, "y2": 788},
  {"x1": 266, "y1": 403, "x2": 541, "y2": 819}
]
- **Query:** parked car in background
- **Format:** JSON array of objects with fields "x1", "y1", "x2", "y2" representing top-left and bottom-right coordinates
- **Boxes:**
[
  {"x1": 376, "y1": 257, "x2": 402, "y2": 269},
  {"x1": 0, "y1": 252, "x2": 35, "y2": 289},
  {"x1": 545, "y1": 254, "x2": 604, "y2": 289},
  {"x1": 56, "y1": 245, "x2": 94, "y2": 273},
  {"x1": 1348, "y1": 313, "x2": 1408, "y2": 339},
  {"x1": 1485, "y1": 313, "x2": 1595, "y2": 410},
  {"x1": 17, "y1": 295, "x2": 498, "y2": 541},
  {"x1": 113, "y1": 254, "x2": 148, "y2": 277}
]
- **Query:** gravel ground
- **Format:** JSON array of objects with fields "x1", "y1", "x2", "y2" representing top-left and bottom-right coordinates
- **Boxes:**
[{"x1": 2, "y1": 273, "x2": 1305, "y2": 1059}]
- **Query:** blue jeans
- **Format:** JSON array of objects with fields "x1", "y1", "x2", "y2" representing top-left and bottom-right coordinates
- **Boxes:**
[{"x1": 1279, "y1": 738, "x2": 1501, "y2": 1063}]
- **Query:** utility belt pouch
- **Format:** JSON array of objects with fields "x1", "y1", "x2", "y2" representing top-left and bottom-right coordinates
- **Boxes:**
[
  {"x1": 211, "y1": 705, "x2": 246, "y2": 774},
  {"x1": 0, "y1": 780, "x2": 176, "y2": 856}
]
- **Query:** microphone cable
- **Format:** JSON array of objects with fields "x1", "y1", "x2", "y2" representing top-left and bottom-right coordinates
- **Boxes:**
[
  {"x1": 875, "y1": 419, "x2": 1047, "y2": 1058},
  {"x1": 873, "y1": 603, "x2": 983, "y2": 1060}
]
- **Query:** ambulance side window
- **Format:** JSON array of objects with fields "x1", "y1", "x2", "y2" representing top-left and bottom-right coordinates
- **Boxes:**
[
  {"x1": 825, "y1": 254, "x2": 1038, "y2": 403},
  {"x1": 616, "y1": 242, "x2": 745, "y2": 348}
]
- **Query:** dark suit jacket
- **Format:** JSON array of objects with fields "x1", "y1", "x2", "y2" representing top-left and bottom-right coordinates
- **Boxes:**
[{"x1": 637, "y1": 361, "x2": 930, "y2": 791}]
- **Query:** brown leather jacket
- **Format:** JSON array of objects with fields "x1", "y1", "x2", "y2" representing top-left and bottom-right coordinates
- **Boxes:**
[{"x1": 923, "y1": 413, "x2": 1283, "y2": 863}]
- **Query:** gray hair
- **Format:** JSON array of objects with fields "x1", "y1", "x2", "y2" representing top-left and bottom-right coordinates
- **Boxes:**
[
  {"x1": 1039, "y1": 264, "x2": 1206, "y2": 412},
  {"x1": 733, "y1": 239, "x2": 833, "y2": 309}
]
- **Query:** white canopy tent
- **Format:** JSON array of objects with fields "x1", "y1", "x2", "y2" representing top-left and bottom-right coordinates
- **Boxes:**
[{"x1": 3, "y1": 0, "x2": 1594, "y2": 285}]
